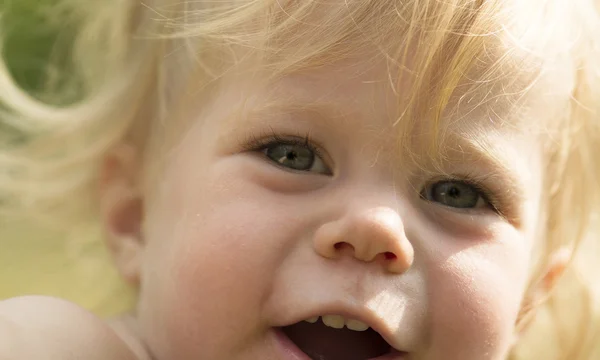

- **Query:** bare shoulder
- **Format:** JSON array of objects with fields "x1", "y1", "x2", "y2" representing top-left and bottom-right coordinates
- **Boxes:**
[{"x1": 0, "y1": 296, "x2": 139, "y2": 360}]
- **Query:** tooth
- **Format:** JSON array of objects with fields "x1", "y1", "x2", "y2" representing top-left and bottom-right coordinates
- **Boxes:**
[
  {"x1": 304, "y1": 316, "x2": 319, "y2": 324},
  {"x1": 322, "y1": 315, "x2": 345, "y2": 329},
  {"x1": 346, "y1": 319, "x2": 369, "y2": 331}
]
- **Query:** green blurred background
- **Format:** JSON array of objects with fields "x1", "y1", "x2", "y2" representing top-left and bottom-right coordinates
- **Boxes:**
[{"x1": 0, "y1": 0, "x2": 135, "y2": 316}]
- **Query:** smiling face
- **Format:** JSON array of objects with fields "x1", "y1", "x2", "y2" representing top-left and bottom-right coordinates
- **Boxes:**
[
  {"x1": 94, "y1": 1, "x2": 582, "y2": 358},
  {"x1": 105, "y1": 48, "x2": 556, "y2": 360}
]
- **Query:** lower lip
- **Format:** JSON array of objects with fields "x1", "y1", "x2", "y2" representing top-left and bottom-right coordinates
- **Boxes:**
[
  {"x1": 274, "y1": 328, "x2": 312, "y2": 360},
  {"x1": 273, "y1": 328, "x2": 408, "y2": 360}
]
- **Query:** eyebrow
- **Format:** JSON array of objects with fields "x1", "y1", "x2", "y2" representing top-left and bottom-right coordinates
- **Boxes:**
[
  {"x1": 445, "y1": 134, "x2": 528, "y2": 194},
  {"x1": 237, "y1": 98, "x2": 354, "y2": 131}
]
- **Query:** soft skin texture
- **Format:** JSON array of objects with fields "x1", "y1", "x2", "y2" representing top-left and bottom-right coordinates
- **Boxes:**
[
  {"x1": 0, "y1": 296, "x2": 138, "y2": 360},
  {"x1": 97, "y1": 49, "x2": 562, "y2": 360}
]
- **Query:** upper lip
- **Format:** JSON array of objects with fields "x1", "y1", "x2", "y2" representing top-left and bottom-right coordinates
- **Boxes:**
[{"x1": 277, "y1": 302, "x2": 407, "y2": 354}]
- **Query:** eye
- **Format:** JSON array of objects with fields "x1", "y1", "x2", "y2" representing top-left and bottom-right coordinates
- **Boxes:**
[
  {"x1": 423, "y1": 180, "x2": 489, "y2": 209},
  {"x1": 261, "y1": 140, "x2": 331, "y2": 175}
]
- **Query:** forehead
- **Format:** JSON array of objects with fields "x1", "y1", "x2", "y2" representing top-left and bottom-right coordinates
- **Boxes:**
[
  {"x1": 169, "y1": 0, "x2": 575, "y2": 159},
  {"x1": 163, "y1": 0, "x2": 577, "y2": 125},
  {"x1": 217, "y1": 45, "x2": 567, "y2": 144}
]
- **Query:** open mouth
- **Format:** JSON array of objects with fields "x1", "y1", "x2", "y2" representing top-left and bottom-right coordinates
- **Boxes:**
[{"x1": 281, "y1": 315, "x2": 405, "y2": 360}]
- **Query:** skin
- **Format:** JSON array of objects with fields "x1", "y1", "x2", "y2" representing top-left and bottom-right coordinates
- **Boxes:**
[
  {"x1": 0, "y1": 40, "x2": 570, "y2": 360},
  {"x1": 0, "y1": 296, "x2": 137, "y2": 360}
]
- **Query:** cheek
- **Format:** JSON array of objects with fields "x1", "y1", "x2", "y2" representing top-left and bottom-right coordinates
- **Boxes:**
[
  {"x1": 137, "y1": 163, "x2": 304, "y2": 357},
  {"x1": 168, "y1": 196, "x2": 285, "y2": 304},
  {"x1": 425, "y1": 237, "x2": 530, "y2": 358}
]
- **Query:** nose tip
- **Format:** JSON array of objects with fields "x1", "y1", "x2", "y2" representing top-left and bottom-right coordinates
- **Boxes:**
[{"x1": 314, "y1": 207, "x2": 414, "y2": 274}]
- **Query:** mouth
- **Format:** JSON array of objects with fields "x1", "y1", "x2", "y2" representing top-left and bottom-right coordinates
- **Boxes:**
[{"x1": 279, "y1": 315, "x2": 407, "y2": 360}]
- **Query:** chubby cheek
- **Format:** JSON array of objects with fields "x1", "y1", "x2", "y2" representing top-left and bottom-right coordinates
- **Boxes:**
[
  {"x1": 138, "y1": 165, "x2": 299, "y2": 358},
  {"x1": 425, "y1": 234, "x2": 530, "y2": 359}
]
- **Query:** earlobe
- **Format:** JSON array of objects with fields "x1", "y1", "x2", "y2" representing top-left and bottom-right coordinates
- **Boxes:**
[
  {"x1": 514, "y1": 247, "x2": 572, "y2": 338},
  {"x1": 113, "y1": 232, "x2": 144, "y2": 285},
  {"x1": 539, "y1": 248, "x2": 572, "y2": 292},
  {"x1": 99, "y1": 144, "x2": 145, "y2": 286}
]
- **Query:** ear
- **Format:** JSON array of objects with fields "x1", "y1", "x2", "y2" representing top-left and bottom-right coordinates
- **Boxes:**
[
  {"x1": 514, "y1": 247, "x2": 572, "y2": 339},
  {"x1": 98, "y1": 143, "x2": 145, "y2": 286}
]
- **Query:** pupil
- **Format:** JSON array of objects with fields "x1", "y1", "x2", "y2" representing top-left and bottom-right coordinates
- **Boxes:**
[
  {"x1": 287, "y1": 151, "x2": 297, "y2": 160},
  {"x1": 448, "y1": 186, "x2": 460, "y2": 198}
]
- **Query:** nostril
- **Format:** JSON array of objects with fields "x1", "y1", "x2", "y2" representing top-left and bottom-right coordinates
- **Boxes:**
[
  {"x1": 384, "y1": 252, "x2": 397, "y2": 260},
  {"x1": 334, "y1": 242, "x2": 355, "y2": 253}
]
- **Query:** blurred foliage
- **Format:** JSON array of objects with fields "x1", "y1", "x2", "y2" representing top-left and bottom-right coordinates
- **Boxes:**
[{"x1": 1, "y1": 0, "x2": 80, "y2": 103}]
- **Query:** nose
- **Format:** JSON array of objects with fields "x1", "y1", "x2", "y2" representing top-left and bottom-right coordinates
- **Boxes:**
[{"x1": 313, "y1": 207, "x2": 414, "y2": 274}]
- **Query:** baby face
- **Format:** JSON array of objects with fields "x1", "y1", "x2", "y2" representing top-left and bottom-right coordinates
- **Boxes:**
[{"x1": 122, "y1": 49, "x2": 550, "y2": 360}]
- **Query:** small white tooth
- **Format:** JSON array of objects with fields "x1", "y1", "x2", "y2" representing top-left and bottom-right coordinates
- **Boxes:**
[
  {"x1": 346, "y1": 319, "x2": 369, "y2": 331},
  {"x1": 304, "y1": 316, "x2": 319, "y2": 324},
  {"x1": 322, "y1": 315, "x2": 345, "y2": 329}
]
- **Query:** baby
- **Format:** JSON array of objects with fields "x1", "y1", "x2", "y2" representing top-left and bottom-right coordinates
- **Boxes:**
[{"x1": 1, "y1": 0, "x2": 599, "y2": 359}]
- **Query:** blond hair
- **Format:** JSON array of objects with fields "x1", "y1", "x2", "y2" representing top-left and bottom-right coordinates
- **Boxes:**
[{"x1": 1, "y1": 0, "x2": 599, "y2": 359}]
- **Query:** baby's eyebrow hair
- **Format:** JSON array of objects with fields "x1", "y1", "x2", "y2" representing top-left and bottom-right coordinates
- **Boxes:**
[
  {"x1": 447, "y1": 135, "x2": 527, "y2": 191},
  {"x1": 238, "y1": 98, "x2": 353, "y2": 130}
]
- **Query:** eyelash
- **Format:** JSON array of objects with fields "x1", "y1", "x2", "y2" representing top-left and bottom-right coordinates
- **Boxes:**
[
  {"x1": 424, "y1": 176, "x2": 504, "y2": 215},
  {"x1": 242, "y1": 131, "x2": 327, "y2": 163}
]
